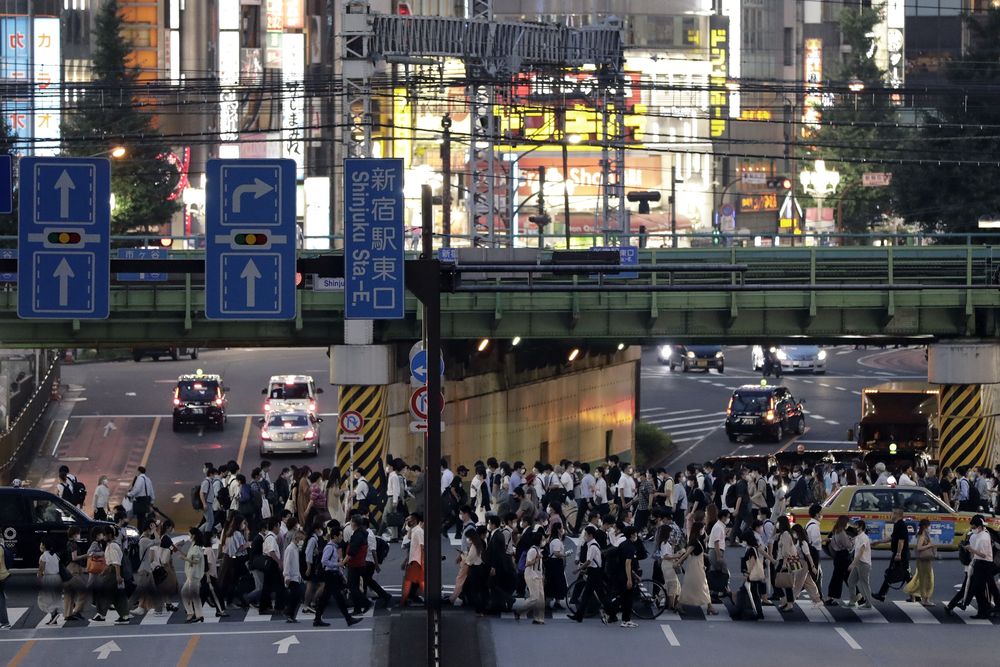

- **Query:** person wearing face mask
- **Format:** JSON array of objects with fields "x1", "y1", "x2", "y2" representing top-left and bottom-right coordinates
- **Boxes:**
[
  {"x1": 283, "y1": 530, "x2": 306, "y2": 623},
  {"x1": 180, "y1": 528, "x2": 206, "y2": 623},
  {"x1": 93, "y1": 528, "x2": 131, "y2": 624},
  {"x1": 965, "y1": 515, "x2": 999, "y2": 619}
]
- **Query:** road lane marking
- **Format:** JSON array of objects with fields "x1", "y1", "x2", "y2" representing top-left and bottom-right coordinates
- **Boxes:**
[
  {"x1": 140, "y1": 416, "x2": 161, "y2": 468},
  {"x1": 662, "y1": 424, "x2": 724, "y2": 467},
  {"x1": 895, "y1": 601, "x2": 937, "y2": 624},
  {"x1": 176, "y1": 635, "x2": 200, "y2": 667},
  {"x1": 7, "y1": 640, "x2": 36, "y2": 667},
  {"x1": 834, "y1": 627, "x2": 862, "y2": 650},
  {"x1": 236, "y1": 416, "x2": 252, "y2": 469},
  {"x1": 659, "y1": 624, "x2": 680, "y2": 647},
  {"x1": 835, "y1": 386, "x2": 847, "y2": 391},
  {"x1": 852, "y1": 391, "x2": 862, "y2": 395},
  {"x1": 0, "y1": 628, "x2": 371, "y2": 643},
  {"x1": 47, "y1": 419, "x2": 69, "y2": 456}
]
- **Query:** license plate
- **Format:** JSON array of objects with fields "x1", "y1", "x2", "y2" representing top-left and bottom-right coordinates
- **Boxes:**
[
  {"x1": 740, "y1": 417, "x2": 756, "y2": 424},
  {"x1": 191, "y1": 407, "x2": 203, "y2": 414}
]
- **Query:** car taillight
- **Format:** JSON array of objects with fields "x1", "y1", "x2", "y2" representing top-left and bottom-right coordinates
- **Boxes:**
[
  {"x1": 215, "y1": 398, "x2": 223, "y2": 406},
  {"x1": 261, "y1": 429, "x2": 271, "y2": 440},
  {"x1": 765, "y1": 410, "x2": 775, "y2": 422},
  {"x1": 263, "y1": 402, "x2": 269, "y2": 411},
  {"x1": 308, "y1": 401, "x2": 317, "y2": 413},
  {"x1": 173, "y1": 398, "x2": 180, "y2": 406},
  {"x1": 305, "y1": 429, "x2": 315, "y2": 440}
]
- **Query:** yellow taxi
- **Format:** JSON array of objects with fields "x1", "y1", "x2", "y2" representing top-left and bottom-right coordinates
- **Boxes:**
[{"x1": 789, "y1": 485, "x2": 1000, "y2": 549}]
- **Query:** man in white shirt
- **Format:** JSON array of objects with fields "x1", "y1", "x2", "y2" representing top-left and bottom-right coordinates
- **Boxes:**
[
  {"x1": 966, "y1": 515, "x2": 999, "y2": 618},
  {"x1": 559, "y1": 461, "x2": 575, "y2": 499},
  {"x1": 845, "y1": 520, "x2": 873, "y2": 609},
  {"x1": 385, "y1": 463, "x2": 404, "y2": 540},
  {"x1": 440, "y1": 459, "x2": 454, "y2": 495},
  {"x1": 618, "y1": 466, "x2": 637, "y2": 509},
  {"x1": 708, "y1": 510, "x2": 730, "y2": 596},
  {"x1": 572, "y1": 463, "x2": 596, "y2": 536},
  {"x1": 283, "y1": 530, "x2": 306, "y2": 622},
  {"x1": 199, "y1": 467, "x2": 218, "y2": 535},
  {"x1": 897, "y1": 465, "x2": 917, "y2": 487},
  {"x1": 128, "y1": 466, "x2": 156, "y2": 522},
  {"x1": 567, "y1": 526, "x2": 612, "y2": 623},
  {"x1": 805, "y1": 503, "x2": 826, "y2": 594},
  {"x1": 259, "y1": 517, "x2": 282, "y2": 614}
]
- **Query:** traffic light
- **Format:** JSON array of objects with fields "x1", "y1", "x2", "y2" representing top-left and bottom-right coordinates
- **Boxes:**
[
  {"x1": 766, "y1": 176, "x2": 793, "y2": 190},
  {"x1": 46, "y1": 231, "x2": 81, "y2": 245},
  {"x1": 234, "y1": 233, "x2": 268, "y2": 246},
  {"x1": 712, "y1": 227, "x2": 722, "y2": 246}
]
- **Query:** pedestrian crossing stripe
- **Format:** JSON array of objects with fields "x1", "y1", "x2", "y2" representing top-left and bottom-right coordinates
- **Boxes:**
[{"x1": 4, "y1": 599, "x2": 995, "y2": 630}]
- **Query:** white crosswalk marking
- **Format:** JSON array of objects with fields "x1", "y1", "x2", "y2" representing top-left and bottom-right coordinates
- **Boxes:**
[
  {"x1": 34, "y1": 611, "x2": 65, "y2": 629},
  {"x1": 139, "y1": 610, "x2": 171, "y2": 625},
  {"x1": 6, "y1": 607, "x2": 28, "y2": 627},
  {"x1": 243, "y1": 607, "x2": 275, "y2": 622},
  {"x1": 947, "y1": 603, "x2": 992, "y2": 625},
  {"x1": 853, "y1": 606, "x2": 888, "y2": 623},
  {"x1": 799, "y1": 603, "x2": 833, "y2": 623},
  {"x1": 759, "y1": 605, "x2": 784, "y2": 622},
  {"x1": 895, "y1": 601, "x2": 936, "y2": 624}
]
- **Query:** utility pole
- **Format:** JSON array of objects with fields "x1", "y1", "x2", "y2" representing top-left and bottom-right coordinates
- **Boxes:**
[
  {"x1": 670, "y1": 164, "x2": 678, "y2": 249},
  {"x1": 533, "y1": 166, "x2": 548, "y2": 248},
  {"x1": 559, "y1": 108, "x2": 571, "y2": 248},
  {"x1": 441, "y1": 115, "x2": 452, "y2": 247}
]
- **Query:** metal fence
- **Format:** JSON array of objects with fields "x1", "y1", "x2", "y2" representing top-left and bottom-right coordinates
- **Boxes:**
[{"x1": 0, "y1": 358, "x2": 59, "y2": 482}]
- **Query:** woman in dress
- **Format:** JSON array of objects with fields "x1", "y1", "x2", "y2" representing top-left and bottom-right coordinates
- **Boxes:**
[
  {"x1": 324, "y1": 467, "x2": 344, "y2": 525},
  {"x1": 904, "y1": 519, "x2": 937, "y2": 606},
  {"x1": 180, "y1": 528, "x2": 205, "y2": 623},
  {"x1": 219, "y1": 515, "x2": 249, "y2": 608},
  {"x1": 655, "y1": 524, "x2": 681, "y2": 612},
  {"x1": 677, "y1": 521, "x2": 716, "y2": 616},
  {"x1": 295, "y1": 466, "x2": 312, "y2": 525},
  {"x1": 790, "y1": 524, "x2": 823, "y2": 606},
  {"x1": 304, "y1": 471, "x2": 327, "y2": 526},
  {"x1": 61, "y1": 526, "x2": 89, "y2": 621},
  {"x1": 826, "y1": 515, "x2": 853, "y2": 603},
  {"x1": 774, "y1": 516, "x2": 801, "y2": 612},
  {"x1": 37, "y1": 540, "x2": 62, "y2": 625},
  {"x1": 543, "y1": 523, "x2": 567, "y2": 610},
  {"x1": 128, "y1": 520, "x2": 160, "y2": 616}
]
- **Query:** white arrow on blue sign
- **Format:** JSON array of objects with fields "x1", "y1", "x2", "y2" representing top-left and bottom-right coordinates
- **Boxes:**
[
  {"x1": 409, "y1": 349, "x2": 445, "y2": 385},
  {"x1": 205, "y1": 159, "x2": 297, "y2": 320},
  {"x1": 17, "y1": 157, "x2": 111, "y2": 319}
]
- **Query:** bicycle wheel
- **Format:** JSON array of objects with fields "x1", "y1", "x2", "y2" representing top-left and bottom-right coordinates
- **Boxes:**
[{"x1": 632, "y1": 579, "x2": 668, "y2": 620}]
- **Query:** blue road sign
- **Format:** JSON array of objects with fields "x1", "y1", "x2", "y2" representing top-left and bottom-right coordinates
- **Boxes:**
[
  {"x1": 0, "y1": 249, "x2": 16, "y2": 282},
  {"x1": 116, "y1": 247, "x2": 168, "y2": 282},
  {"x1": 591, "y1": 245, "x2": 638, "y2": 280},
  {"x1": 344, "y1": 158, "x2": 405, "y2": 320},
  {"x1": 409, "y1": 349, "x2": 445, "y2": 385},
  {"x1": 438, "y1": 247, "x2": 457, "y2": 263},
  {"x1": 205, "y1": 159, "x2": 296, "y2": 320},
  {"x1": 0, "y1": 154, "x2": 11, "y2": 214},
  {"x1": 17, "y1": 157, "x2": 110, "y2": 319}
]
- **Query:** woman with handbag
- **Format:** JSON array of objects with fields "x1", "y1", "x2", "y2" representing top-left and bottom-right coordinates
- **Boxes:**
[
  {"x1": 61, "y1": 526, "x2": 89, "y2": 621},
  {"x1": 790, "y1": 524, "x2": 824, "y2": 606},
  {"x1": 128, "y1": 521, "x2": 160, "y2": 616},
  {"x1": 826, "y1": 515, "x2": 854, "y2": 603},
  {"x1": 654, "y1": 524, "x2": 681, "y2": 612},
  {"x1": 774, "y1": 516, "x2": 800, "y2": 612},
  {"x1": 155, "y1": 519, "x2": 180, "y2": 612},
  {"x1": 677, "y1": 521, "x2": 716, "y2": 616},
  {"x1": 219, "y1": 515, "x2": 250, "y2": 609},
  {"x1": 904, "y1": 519, "x2": 937, "y2": 606}
]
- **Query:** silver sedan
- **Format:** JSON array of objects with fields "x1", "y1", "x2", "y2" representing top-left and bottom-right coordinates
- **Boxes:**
[{"x1": 259, "y1": 411, "x2": 322, "y2": 457}]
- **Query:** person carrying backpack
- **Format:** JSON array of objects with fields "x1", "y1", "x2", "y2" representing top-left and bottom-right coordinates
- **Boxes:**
[{"x1": 58, "y1": 465, "x2": 86, "y2": 509}]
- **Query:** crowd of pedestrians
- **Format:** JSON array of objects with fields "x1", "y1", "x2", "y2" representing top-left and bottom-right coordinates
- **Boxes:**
[{"x1": 2, "y1": 453, "x2": 999, "y2": 632}]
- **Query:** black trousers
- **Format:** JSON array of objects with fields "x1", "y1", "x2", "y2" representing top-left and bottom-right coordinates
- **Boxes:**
[
  {"x1": 362, "y1": 562, "x2": 391, "y2": 603},
  {"x1": 572, "y1": 500, "x2": 591, "y2": 534},
  {"x1": 969, "y1": 561, "x2": 996, "y2": 615},
  {"x1": 618, "y1": 580, "x2": 634, "y2": 622},
  {"x1": 574, "y1": 567, "x2": 611, "y2": 618},
  {"x1": 314, "y1": 571, "x2": 353, "y2": 622},
  {"x1": 284, "y1": 580, "x2": 303, "y2": 620},
  {"x1": 347, "y1": 567, "x2": 369, "y2": 613},
  {"x1": 827, "y1": 549, "x2": 850, "y2": 600}
]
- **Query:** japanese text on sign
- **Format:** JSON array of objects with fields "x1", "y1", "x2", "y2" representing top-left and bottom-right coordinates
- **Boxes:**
[{"x1": 344, "y1": 159, "x2": 405, "y2": 320}]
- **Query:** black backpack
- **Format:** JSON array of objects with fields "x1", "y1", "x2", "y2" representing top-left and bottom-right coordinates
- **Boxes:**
[
  {"x1": 958, "y1": 536, "x2": 972, "y2": 566},
  {"x1": 191, "y1": 485, "x2": 204, "y2": 511},
  {"x1": 66, "y1": 476, "x2": 87, "y2": 507},
  {"x1": 375, "y1": 536, "x2": 390, "y2": 564},
  {"x1": 216, "y1": 479, "x2": 232, "y2": 510},
  {"x1": 764, "y1": 482, "x2": 776, "y2": 508},
  {"x1": 966, "y1": 480, "x2": 981, "y2": 509}
]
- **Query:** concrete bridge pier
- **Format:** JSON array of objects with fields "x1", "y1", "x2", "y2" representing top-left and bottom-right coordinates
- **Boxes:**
[{"x1": 928, "y1": 341, "x2": 1000, "y2": 470}]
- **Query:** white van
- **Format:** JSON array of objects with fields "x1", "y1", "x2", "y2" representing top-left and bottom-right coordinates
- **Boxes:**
[{"x1": 262, "y1": 375, "x2": 323, "y2": 415}]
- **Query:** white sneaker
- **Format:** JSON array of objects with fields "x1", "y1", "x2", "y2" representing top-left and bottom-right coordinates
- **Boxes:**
[{"x1": 620, "y1": 621, "x2": 638, "y2": 628}]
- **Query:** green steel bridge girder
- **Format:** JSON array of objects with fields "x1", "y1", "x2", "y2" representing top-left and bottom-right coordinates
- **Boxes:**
[
  {"x1": 0, "y1": 285, "x2": 997, "y2": 348},
  {"x1": 1, "y1": 245, "x2": 999, "y2": 347}
]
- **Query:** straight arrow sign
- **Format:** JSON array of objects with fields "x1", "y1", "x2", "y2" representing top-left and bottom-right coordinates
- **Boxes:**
[
  {"x1": 273, "y1": 635, "x2": 300, "y2": 655},
  {"x1": 55, "y1": 170, "x2": 75, "y2": 219},
  {"x1": 102, "y1": 421, "x2": 117, "y2": 437},
  {"x1": 54, "y1": 258, "x2": 74, "y2": 306},
  {"x1": 241, "y1": 259, "x2": 261, "y2": 308},
  {"x1": 172, "y1": 493, "x2": 184, "y2": 504},
  {"x1": 93, "y1": 641, "x2": 120, "y2": 660}
]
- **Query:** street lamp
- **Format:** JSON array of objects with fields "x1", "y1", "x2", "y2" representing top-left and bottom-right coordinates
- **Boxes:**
[{"x1": 800, "y1": 159, "x2": 841, "y2": 238}]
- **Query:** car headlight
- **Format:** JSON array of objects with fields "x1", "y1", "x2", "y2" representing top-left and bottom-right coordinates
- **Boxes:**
[
  {"x1": 659, "y1": 345, "x2": 671, "y2": 358},
  {"x1": 817, "y1": 350, "x2": 827, "y2": 360},
  {"x1": 776, "y1": 349, "x2": 787, "y2": 361},
  {"x1": 687, "y1": 351, "x2": 696, "y2": 359},
  {"x1": 715, "y1": 351, "x2": 724, "y2": 359}
]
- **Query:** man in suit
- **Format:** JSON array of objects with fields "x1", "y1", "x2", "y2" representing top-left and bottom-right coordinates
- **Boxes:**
[{"x1": 484, "y1": 514, "x2": 514, "y2": 613}]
